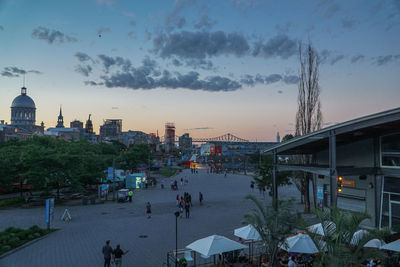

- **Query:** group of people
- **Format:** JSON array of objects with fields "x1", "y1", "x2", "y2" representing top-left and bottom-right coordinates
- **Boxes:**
[
  {"x1": 102, "y1": 240, "x2": 129, "y2": 267},
  {"x1": 278, "y1": 253, "x2": 315, "y2": 267},
  {"x1": 176, "y1": 192, "x2": 192, "y2": 218}
]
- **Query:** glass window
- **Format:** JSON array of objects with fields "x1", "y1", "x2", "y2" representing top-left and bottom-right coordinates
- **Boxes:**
[{"x1": 381, "y1": 133, "x2": 400, "y2": 167}]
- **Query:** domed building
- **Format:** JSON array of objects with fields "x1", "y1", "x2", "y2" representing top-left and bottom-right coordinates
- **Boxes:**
[
  {"x1": 11, "y1": 86, "x2": 36, "y2": 128},
  {"x1": 9, "y1": 86, "x2": 43, "y2": 135}
]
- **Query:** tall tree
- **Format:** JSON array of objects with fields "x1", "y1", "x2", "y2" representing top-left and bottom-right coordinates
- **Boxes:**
[{"x1": 295, "y1": 41, "x2": 323, "y2": 213}]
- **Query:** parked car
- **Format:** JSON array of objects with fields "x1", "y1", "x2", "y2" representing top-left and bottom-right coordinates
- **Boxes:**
[{"x1": 117, "y1": 189, "x2": 130, "y2": 202}]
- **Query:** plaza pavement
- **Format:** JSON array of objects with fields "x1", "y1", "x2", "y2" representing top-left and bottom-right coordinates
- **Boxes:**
[{"x1": 0, "y1": 169, "x2": 301, "y2": 267}]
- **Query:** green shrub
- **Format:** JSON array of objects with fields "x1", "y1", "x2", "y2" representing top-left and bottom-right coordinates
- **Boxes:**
[
  {"x1": 8, "y1": 237, "x2": 20, "y2": 247},
  {"x1": 1, "y1": 245, "x2": 11, "y2": 252},
  {"x1": 27, "y1": 234, "x2": 34, "y2": 240},
  {"x1": 0, "y1": 197, "x2": 25, "y2": 208},
  {"x1": 33, "y1": 233, "x2": 41, "y2": 238}
]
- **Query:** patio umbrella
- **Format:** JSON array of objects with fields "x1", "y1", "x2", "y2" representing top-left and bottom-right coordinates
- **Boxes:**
[
  {"x1": 350, "y1": 229, "x2": 368, "y2": 245},
  {"x1": 280, "y1": 233, "x2": 319, "y2": 254},
  {"x1": 380, "y1": 239, "x2": 400, "y2": 252},
  {"x1": 186, "y1": 234, "x2": 247, "y2": 257},
  {"x1": 234, "y1": 225, "x2": 261, "y2": 241},
  {"x1": 307, "y1": 221, "x2": 336, "y2": 236},
  {"x1": 364, "y1": 239, "x2": 386, "y2": 249}
]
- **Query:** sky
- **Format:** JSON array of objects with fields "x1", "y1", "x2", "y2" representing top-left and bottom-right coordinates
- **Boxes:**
[{"x1": 0, "y1": 0, "x2": 399, "y2": 141}]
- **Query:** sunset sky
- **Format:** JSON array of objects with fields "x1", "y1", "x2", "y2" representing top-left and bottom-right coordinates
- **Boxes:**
[{"x1": 1, "y1": 0, "x2": 399, "y2": 141}]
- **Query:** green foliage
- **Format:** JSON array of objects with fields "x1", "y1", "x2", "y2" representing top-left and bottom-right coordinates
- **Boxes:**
[
  {"x1": 244, "y1": 196, "x2": 300, "y2": 266},
  {"x1": 0, "y1": 225, "x2": 55, "y2": 255},
  {"x1": 281, "y1": 134, "x2": 294, "y2": 142},
  {"x1": 0, "y1": 137, "x2": 152, "y2": 195},
  {"x1": 252, "y1": 155, "x2": 291, "y2": 191}
]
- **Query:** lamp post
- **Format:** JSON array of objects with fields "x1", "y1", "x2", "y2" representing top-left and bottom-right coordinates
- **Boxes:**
[{"x1": 174, "y1": 211, "x2": 180, "y2": 267}]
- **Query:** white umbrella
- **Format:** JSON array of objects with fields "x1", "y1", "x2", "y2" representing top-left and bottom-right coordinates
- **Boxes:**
[
  {"x1": 380, "y1": 239, "x2": 400, "y2": 252},
  {"x1": 280, "y1": 233, "x2": 319, "y2": 254},
  {"x1": 234, "y1": 225, "x2": 261, "y2": 241},
  {"x1": 350, "y1": 229, "x2": 368, "y2": 245},
  {"x1": 186, "y1": 235, "x2": 247, "y2": 257},
  {"x1": 364, "y1": 239, "x2": 386, "y2": 249},
  {"x1": 307, "y1": 221, "x2": 336, "y2": 236}
]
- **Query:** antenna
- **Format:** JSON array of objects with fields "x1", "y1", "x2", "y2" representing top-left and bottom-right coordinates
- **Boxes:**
[{"x1": 23, "y1": 74, "x2": 25, "y2": 87}]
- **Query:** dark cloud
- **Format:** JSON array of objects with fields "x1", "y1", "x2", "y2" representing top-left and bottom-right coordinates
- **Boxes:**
[
  {"x1": 98, "y1": 54, "x2": 132, "y2": 72},
  {"x1": 153, "y1": 31, "x2": 250, "y2": 59},
  {"x1": 75, "y1": 52, "x2": 93, "y2": 62},
  {"x1": 330, "y1": 54, "x2": 345, "y2": 65},
  {"x1": 374, "y1": 55, "x2": 400, "y2": 65},
  {"x1": 351, "y1": 54, "x2": 365, "y2": 63},
  {"x1": 84, "y1": 81, "x2": 104, "y2": 86},
  {"x1": 325, "y1": 3, "x2": 340, "y2": 18},
  {"x1": 253, "y1": 35, "x2": 297, "y2": 59},
  {"x1": 240, "y1": 73, "x2": 298, "y2": 86},
  {"x1": 97, "y1": 27, "x2": 111, "y2": 36},
  {"x1": 194, "y1": 14, "x2": 217, "y2": 30},
  {"x1": 31, "y1": 26, "x2": 77, "y2": 44},
  {"x1": 1, "y1": 67, "x2": 42, "y2": 77},
  {"x1": 75, "y1": 65, "x2": 93, "y2": 77},
  {"x1": 283, "y1": 75, "x2": 299, "y2": 84},
  {"x1": 185, "y1": 59, "x2": 214, "y2": 70},
  {"x1": 341, "y1": 18, "x2": 356, "y2": 28},
  {"x1": 172, "y1": 59, "x2": 182, "y2": 66},
  {"x1": 129, "y1": 20, "x2": 136, "y2": 27},
  {"x1": 277, "y1": 90, "x2": 283, "y2": 94},
  {"x1": 319, "y1": 49, "x2": 331, "y2": 63}
]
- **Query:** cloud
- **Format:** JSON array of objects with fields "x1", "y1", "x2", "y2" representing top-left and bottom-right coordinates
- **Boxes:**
[
  {"x1": 184, "y1": 59, "x2": 214, "y2": 70},
  {"x1": 350, "y1": 54, "x2": 365, "y2": 63},
  {"x1": 172, "y1": 59, "x2": 182, "y2": 66},
  {"x1": 97, "y1": 27, "x2": 111, "y2": 36},
  {"x1": 330, "y1": 54, "x2": 345, "y2": 65},
  {"x1": 325, "y1": 3, "x2": 340, "y2": 18},
  {"x1": 128, "y1": 31, "x2": 136, "y2": 39},
  {"x1": 253, "y1": 35, "x2": 297, "y2": 59},
  {"x1": 84, "y1": 54, "x2": 241, "y2": 92},
  {"x1": 129, "y1": 20, "x2": 136, "y2": 27},
  {"x1": 75, "y1": 52, "x2": 93, "y2": 62},
  {"x1": 153, "y1": 31, "x2": 250, "y2": 59},
  {"x1": 144, "y1": 30, "x2": 152, "y2": 40},
  {"x1": 0, "y1": 25, "x2": 3, "y2": 31},
  {"x1": 75, "y1": 64, "x2": 93, "y2": 77},
  {"x1": 194, "y1": 14, "x2": 217, "y2": 30},
  {"x1": 275, "y1": 22, "x2": 293, "y2": 33},
  {"x1": 374, "y1": 55, "x2": 400, "y2": 65},
  {"x1": 341, "y1": 18, "x2": 356, "y2": 28},
  {"x1": 1, "y1": 67, "x2": 42, "y2": 77},
  {"x1": 230, "y1": 0, "x2": 261, "y2": 10},
  {"x1": 31, "y1": 27, "x2": 77, "y2": 44},
  {"x1": 164, "y1": 0, "x2": 196, "y2": 31},
  {"x1": 240, "y1": 73, "x2": 298, "y2": 86}
]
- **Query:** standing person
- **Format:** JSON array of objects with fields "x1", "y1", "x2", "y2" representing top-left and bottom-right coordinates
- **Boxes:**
[
  {"x1": 113, "y1": 244, "x2": 129, "y2": 267},
  {"x1": 128, "y1": 190, "x2": 133, "y2": 202},
  {"x1": 179, "y1": 201, "x2": 184, "y2": 218},
  {"x1": 188, "y1": 194, "x2": 192, "y2": 207},
  {"x1": 185, "y1": 201, "x2": 190, "y2": 218},
  {"x1": 180, "y1": 177, "x2": 184, "y2": 186},
  {"x1": 199, "y1": 192, "x2": 203, "y2": 205},
  {"x1": 250, "y1": 182, "x2": 254, "y2": 192},
  {"x1": 176, "y1": 194, "x2": 179, "y2": 206},
  {"x1": 146, "y1": 202, "x2": 152, "y2": 218},
  {"x1": 102, "y1": 240, "x2": 113, "y2": 267}
]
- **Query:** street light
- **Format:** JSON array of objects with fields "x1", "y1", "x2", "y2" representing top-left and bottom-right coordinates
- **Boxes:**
[{"x1": 174, "y1": 211, "x2": 180, "y2": 267}]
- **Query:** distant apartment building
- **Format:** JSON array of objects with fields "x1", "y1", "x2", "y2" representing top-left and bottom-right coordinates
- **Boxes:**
[
  {"x1": 179, "y1": 133, "x2": 192, "y2": 153},
  {"x1": 100, "y1": 119, "x2": 122, "y2": 141}
]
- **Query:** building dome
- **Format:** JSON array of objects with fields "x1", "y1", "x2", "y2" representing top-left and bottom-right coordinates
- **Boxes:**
[
  {"x1": 11, "y1": 94, "x2": 36, "y2": 109},
  {"x1": 10, "y1": 87, "x2": 36, "y2": 127}
]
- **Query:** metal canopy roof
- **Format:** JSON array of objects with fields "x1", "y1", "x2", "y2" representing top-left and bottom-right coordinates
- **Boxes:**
[{"x1": 264, "y1": 107, "x2": 400, "y2": 155}]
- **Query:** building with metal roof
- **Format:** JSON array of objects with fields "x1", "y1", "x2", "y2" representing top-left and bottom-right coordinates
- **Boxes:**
[{"x1": 264, "y1": 107, "x2": 400, "y2": 228}]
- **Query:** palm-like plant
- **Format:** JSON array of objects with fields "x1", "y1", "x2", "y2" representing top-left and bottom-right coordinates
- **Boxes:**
[
  {"x1": 244, "y1": 195, "x2": 300, "y2": 267},
  {"x1": 307, "y1": 207, "x2": 389, "y2": 266}
]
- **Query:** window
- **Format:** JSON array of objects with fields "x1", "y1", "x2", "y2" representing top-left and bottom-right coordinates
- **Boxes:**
[{"x1": 381, "y1": 133, "x2": 400, "y2": 168}]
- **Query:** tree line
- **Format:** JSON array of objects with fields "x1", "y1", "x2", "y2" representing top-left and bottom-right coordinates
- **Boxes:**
[{"x1": 0, "y1": 136, "x2": 150, "y2": 195}]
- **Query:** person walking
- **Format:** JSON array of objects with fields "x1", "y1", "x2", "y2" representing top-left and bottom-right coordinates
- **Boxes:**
[
  {"x1": 185, "y1": 201, "x2": 190, "y2": 218},
  {"x1": 102, "y1": 240, "x2": 113, "y2": 267},
  {"x1": 176, "y1": 194, "x2": 179, "y2": 206},
  {"x1": 250, "y1": 181, "x2": 254, "y2": 192},
  {"x1": 188, "y1": 194, "x2": 192, "y2": 207},
  {"x1": 112, "y1": 244, "x2": 129, "y2": 267},
  {"x1": 199, "y1": 192, "x2": 203, "y2": 205},
  {"x1": 179, "y1": 201, "x2": 184, "y2": 218},
  {"x1": 128, "y1": 190, "x2": 133, "y2": 202},
  {"x1": 146, "y1": 202, "x2": 152, "y2": 218}
]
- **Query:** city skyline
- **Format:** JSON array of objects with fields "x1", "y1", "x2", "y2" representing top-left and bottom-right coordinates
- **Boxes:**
[{"x1": 1, "y1": 0, "x2": 399, "y2": 141}]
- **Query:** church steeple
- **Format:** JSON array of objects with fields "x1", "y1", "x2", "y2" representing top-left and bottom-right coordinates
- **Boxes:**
[{"x1": 56, "y1": 106, "x2": 64, "y2": 128}]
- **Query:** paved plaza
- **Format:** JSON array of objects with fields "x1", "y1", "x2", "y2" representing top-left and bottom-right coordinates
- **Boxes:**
[{"x1": 0, "y1": 169, "x2": 300, "y2": 267}]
